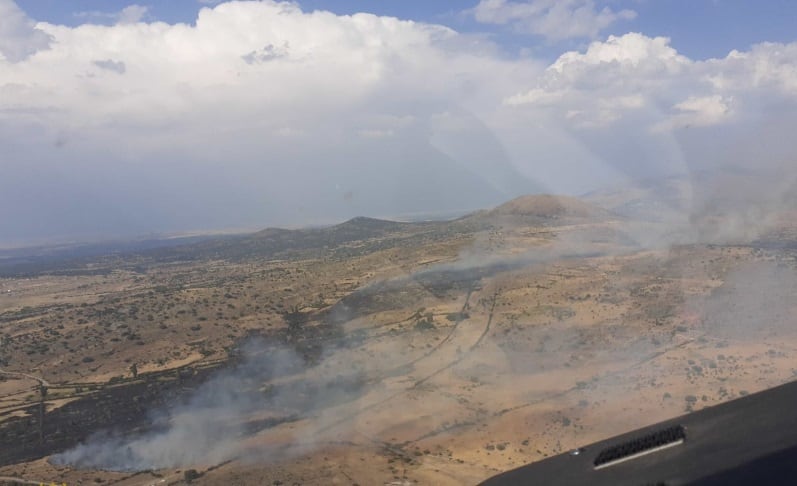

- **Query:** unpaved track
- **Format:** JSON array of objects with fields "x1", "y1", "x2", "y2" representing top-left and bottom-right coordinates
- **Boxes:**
[
  {"x1": 0, "y1": 475, "x2": 60, "y2": 485},
  {"x1": 308, "y1": 288, "x2": 500, "y2": 453},
  {"x1": 0, "y1": 369, "x2": 50, "y2": 387}
]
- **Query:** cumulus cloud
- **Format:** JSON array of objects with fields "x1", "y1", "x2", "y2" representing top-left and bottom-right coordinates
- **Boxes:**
[
  {"x1": 74, "y1": 4, "x2": 149, "y2": 25},
  {"x1": 656, "y1": 95, "x2": 733, "y2": 131},
  {"x1": 499, "y1": 31, "x2": 797, "y2": 235},
  {"x1": 503, "y1": 33, "x2": 793, "y2": 133},
  {"x1": 1, "y1": 1, "x2": 797, "y2": 244},
  {"x1": 471, "y1": 0, "x2": 636, "y2": 41},
  {"x1": 0, "y1": 0, "x2": 52, "y2": 62},
  {"x1": 0, "y1": 0, "x2": 542, "y2": 243},
  {"x1": 117, "y1": 5, "x2": 149, "y2": 24}
]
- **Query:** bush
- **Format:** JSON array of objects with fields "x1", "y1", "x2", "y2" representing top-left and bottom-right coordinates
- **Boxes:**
[
  {"x1": 184, "y1": 469, "x2": 201, "y2": 483},
  {"x1": 414, "y1": 319, "x2": 435, "y2": 331}
]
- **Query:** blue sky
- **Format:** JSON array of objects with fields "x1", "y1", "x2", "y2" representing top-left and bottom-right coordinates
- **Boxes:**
[
  {"x1": 3, "y1": 0, "x2": 797, "y2": 244},
  {"x1": 15, "y1": 0, "x2": 797, "y2": 60}
]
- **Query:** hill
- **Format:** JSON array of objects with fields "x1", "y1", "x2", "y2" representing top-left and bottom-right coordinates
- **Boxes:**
[
  {"x1": 490, "y1": 194, "x2": 607, "y2": 218},
  {"x1": 0, "y1": 196, "x2": 611, "y2": 278},
  {"x1": 463, "y1": 194, "x2": 612, "y2": 227}
]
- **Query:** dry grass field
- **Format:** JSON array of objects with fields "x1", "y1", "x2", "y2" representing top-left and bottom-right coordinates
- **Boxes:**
[{"x1": 1, "y1": 193, "x2": 796, "y2": 485}]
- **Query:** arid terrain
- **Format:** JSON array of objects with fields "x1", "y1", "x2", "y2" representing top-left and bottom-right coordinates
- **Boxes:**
[{"x1": 1, "y1": 191, "x2": 796, "y2": 485}]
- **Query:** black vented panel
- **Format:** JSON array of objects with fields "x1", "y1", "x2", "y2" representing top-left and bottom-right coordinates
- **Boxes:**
[{"x1": 593, "y1": 425, "x2": 686, "y2": 468}]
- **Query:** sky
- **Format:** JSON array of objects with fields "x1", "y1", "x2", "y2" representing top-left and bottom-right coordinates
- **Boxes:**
[{"x1": 2, "y1": 0, "x2": 797, "y2": 245}]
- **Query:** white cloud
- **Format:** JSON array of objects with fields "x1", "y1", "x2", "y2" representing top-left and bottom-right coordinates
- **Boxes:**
[
  {"x1": 0, "y1": 0, "x2": 52, "y2": 62},
  {"x1": 675, "y1": 94, "x2": 730, "y2": 119},
  {"x1": 471, "y1": 0, "x2": 636, "y2": 41},
  {"x1": 118, "y1": 5, "x2": 149, "y2": 24},
  {"x1": 504, "y1": 34, "x2": 686, "y2": 129},
  {"x1": 74, "y1": 4, "x2": 149, "y2": 25},
  {"x1": 503, "y1": 33, "x2": 796, "y2": 132},
  {"x1": 655, "y1": 95, "x2": 733, "y2": 131},
  {"x1": 495, "y1": 31, "x2": 797, "y2": 197},
  {"x1": 1, "y1": 1, "x2": 797, "y2": 242},
  {"x1": 549, "y1": 32, "x2": 687, "y2": 70},
  {"x1": 705, "y1": 43, "x2": 797, "y2": 95},
  {"x1": 504, "y1": 87, "x2": 566, "y2": 105},
  {"x1": 0, "y1": 0, "x2": 543, "y2": 241}
]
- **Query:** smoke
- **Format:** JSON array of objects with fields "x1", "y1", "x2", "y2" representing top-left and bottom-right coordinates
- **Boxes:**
[
  {"x1": 51, "y1": 341, "x2": 370, "y2": 471},
  {"x1": 697, "y1": 260, "x2": 797, "y2": 341},
  {"x1": 582, "y1": 164, "x2": 797, "y2": 250}
]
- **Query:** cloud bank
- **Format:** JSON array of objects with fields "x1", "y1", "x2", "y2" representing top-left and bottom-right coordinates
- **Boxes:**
[{"x1": 1, "y1": 1, "x2": 797, "y2": 243}]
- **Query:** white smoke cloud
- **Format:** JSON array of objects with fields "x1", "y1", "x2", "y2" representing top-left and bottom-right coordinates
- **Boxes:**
[{"x1": 51, "y1": 341, "x2": 363, "y2": 470}]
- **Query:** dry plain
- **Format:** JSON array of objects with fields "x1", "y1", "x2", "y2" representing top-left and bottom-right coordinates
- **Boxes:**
[{"x1": 1, "y1": 194, "x2": 796, "y2": 485}]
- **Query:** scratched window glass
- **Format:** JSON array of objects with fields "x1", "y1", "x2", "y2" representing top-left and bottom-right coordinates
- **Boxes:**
[{"x1": 1, "y1": 1, "x2": 797, "y2": 485}]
